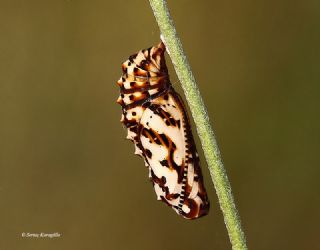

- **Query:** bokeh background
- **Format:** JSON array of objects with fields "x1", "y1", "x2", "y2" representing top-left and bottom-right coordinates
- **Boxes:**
[{"x1": 0, "y1": 0, "x2": 319, "y2": 249}]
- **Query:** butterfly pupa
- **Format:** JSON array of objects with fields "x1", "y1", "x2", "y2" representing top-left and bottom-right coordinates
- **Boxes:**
[{"x1": 116, "y1": 42, "x2": 209, "y2": 219}]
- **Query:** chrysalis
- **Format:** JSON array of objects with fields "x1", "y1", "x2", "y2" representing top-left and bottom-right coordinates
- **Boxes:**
[{"x1": 116, "y1": 42, "x2": 209, "y2": 219}]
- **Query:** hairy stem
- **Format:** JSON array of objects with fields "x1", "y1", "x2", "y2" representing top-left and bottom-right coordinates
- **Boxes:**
[{"x1": 148, "y1": 1, "x2": 247, "y2": 249}]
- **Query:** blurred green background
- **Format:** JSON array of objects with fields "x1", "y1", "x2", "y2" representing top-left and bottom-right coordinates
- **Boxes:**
[{"x1": 0, "y1": 0, "x2": 319, "y2": 249}]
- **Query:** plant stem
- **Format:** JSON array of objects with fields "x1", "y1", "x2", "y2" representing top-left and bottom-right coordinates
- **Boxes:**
[{"x1": 148, "y1": 1, "x2": 248, "y2": 249}]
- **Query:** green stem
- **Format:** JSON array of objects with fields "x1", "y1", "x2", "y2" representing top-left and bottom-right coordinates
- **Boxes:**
[{"x1": 148, "y1": 1, "x2": 247, "y2": 249}]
